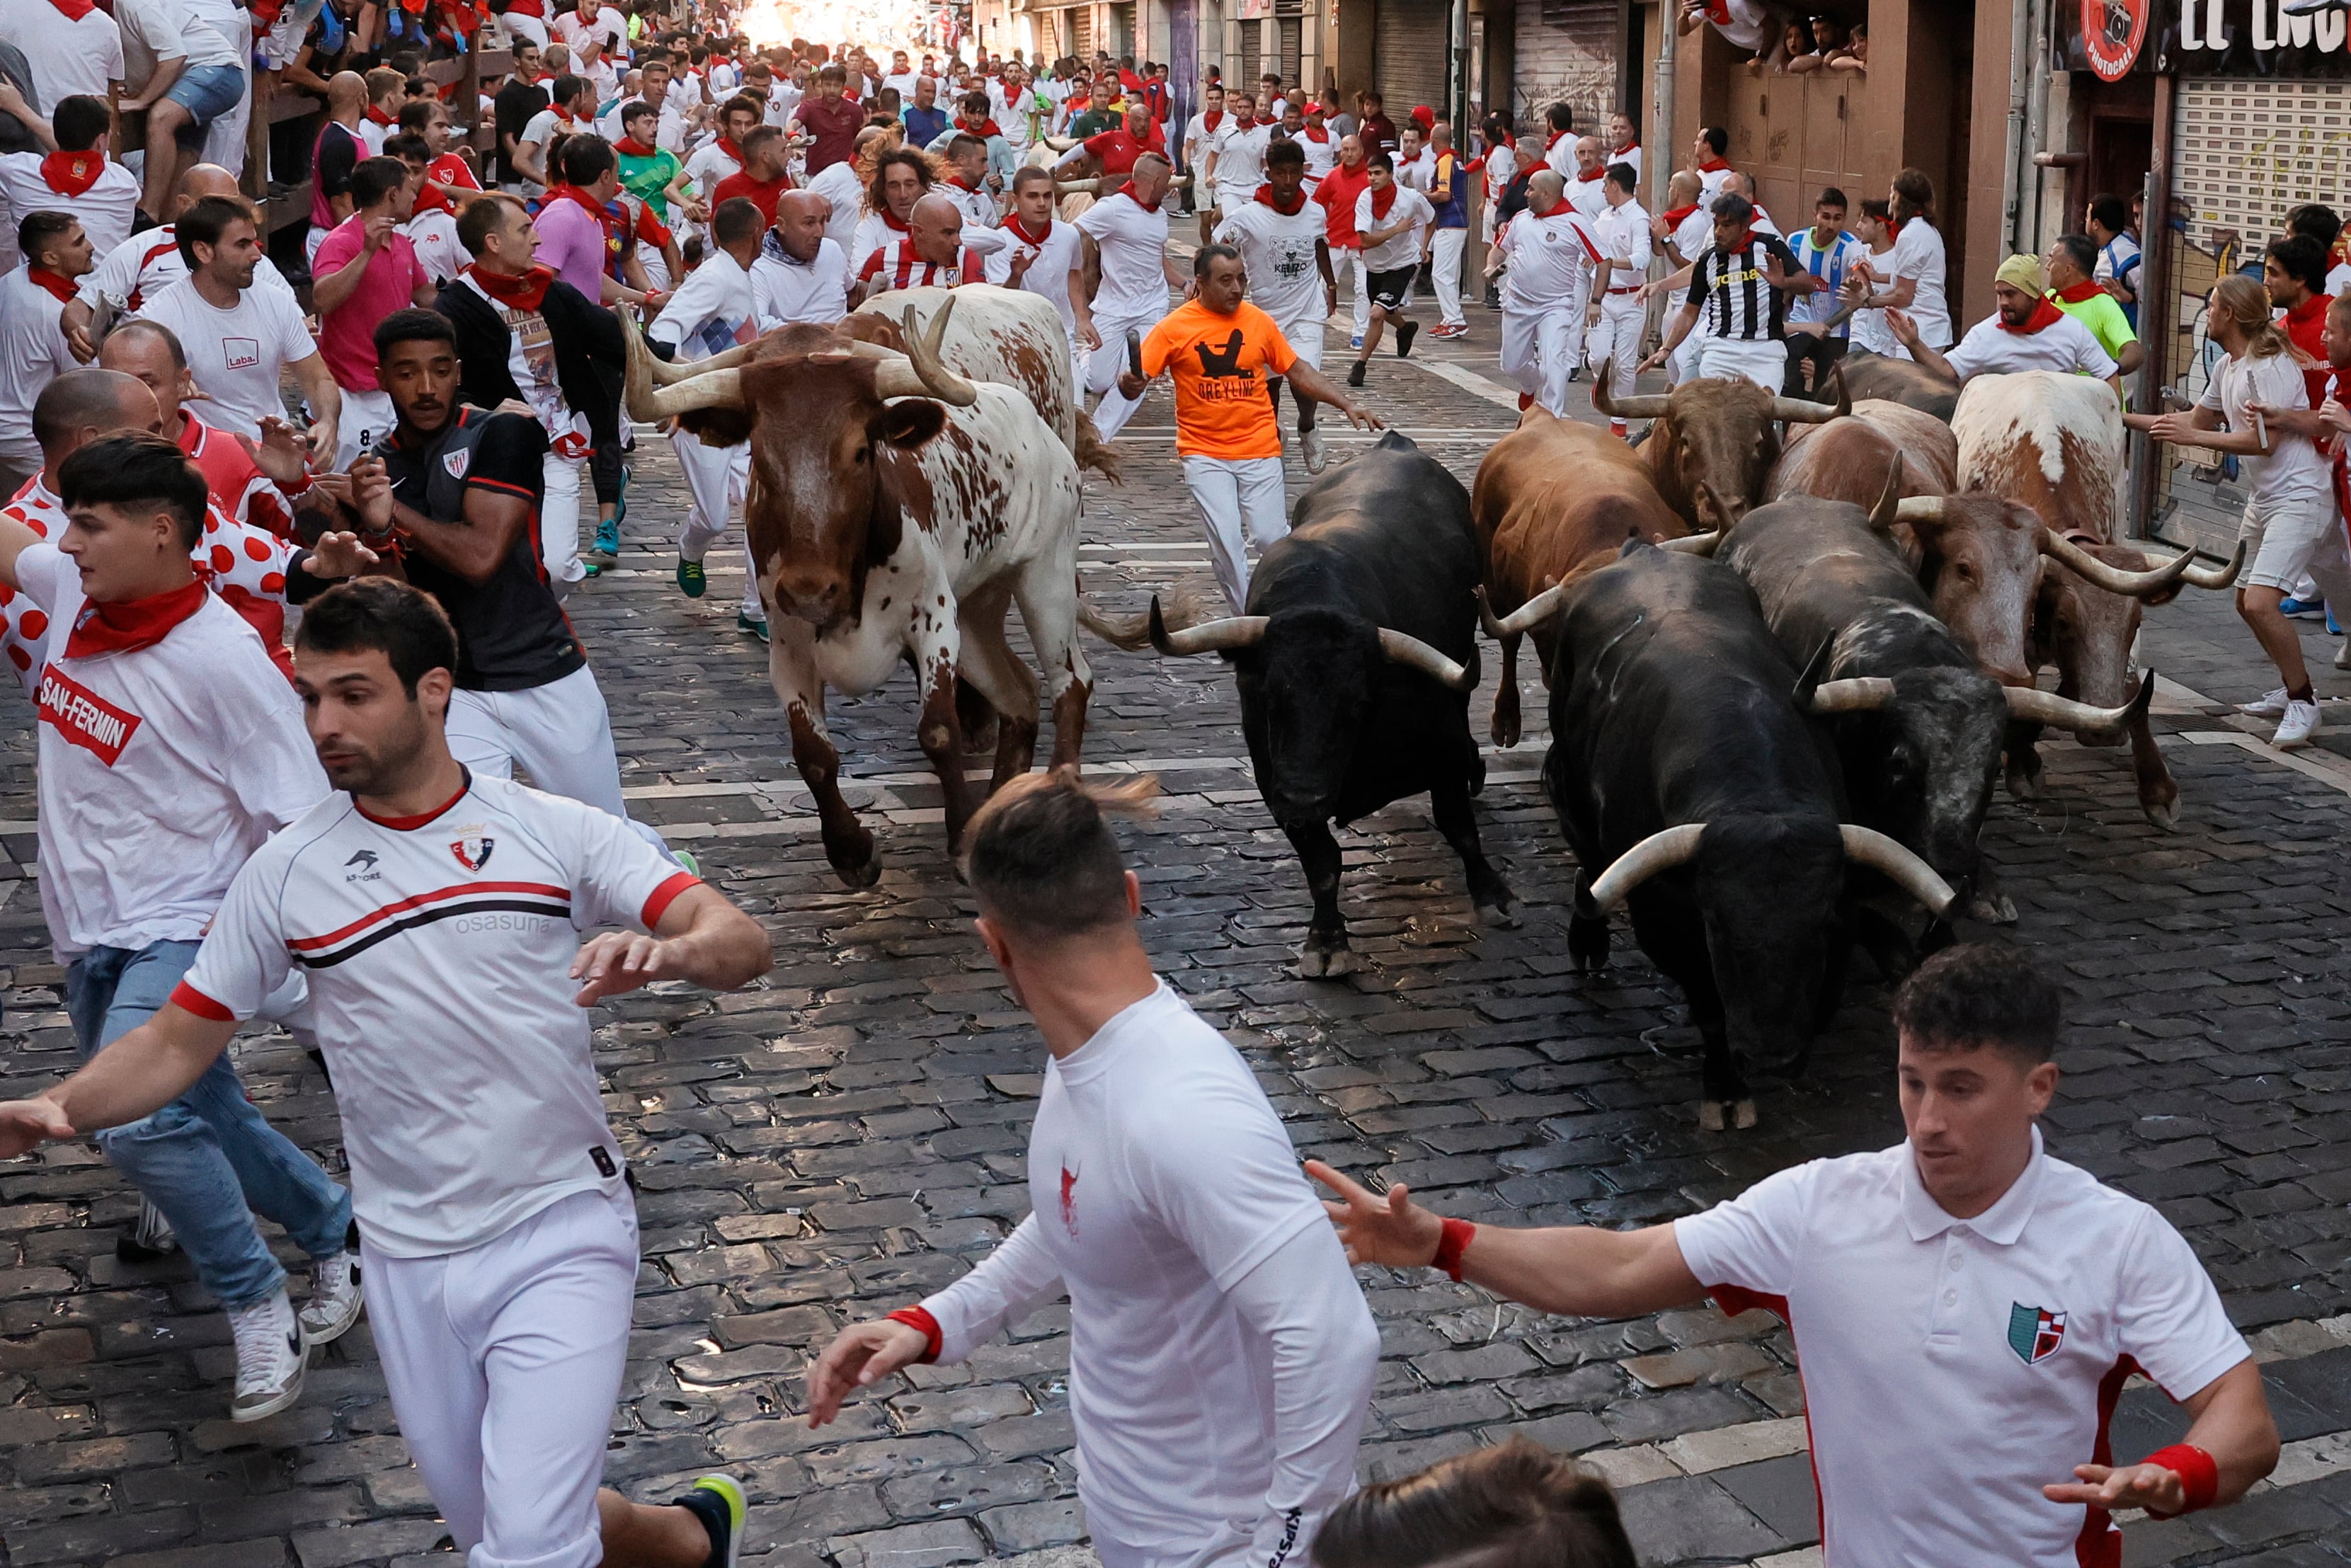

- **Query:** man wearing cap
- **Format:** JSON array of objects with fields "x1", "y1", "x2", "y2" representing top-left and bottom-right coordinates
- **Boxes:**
[{"x1": 1894, "y1": 254, "x2": 2120, "y2": 389}]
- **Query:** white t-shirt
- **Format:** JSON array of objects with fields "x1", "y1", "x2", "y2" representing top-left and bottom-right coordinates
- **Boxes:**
[
  {"x1": 983, "y1": 217, "x2": 1082, "y2": 337},
  {"x1": 137, "y1": 278, "x2": 319, "y2": 440},
  {"x1": 648, "y1": 246, "x2": 755, "y2": 358},
  {"x1": 0, "y1": 0, "x2": 124, "y2": 107},
  {"x1": 0, "y1": 268, "x2": 75, "y2": 471},
  {"x1": 2200, "y1": 348, "x2": 2332, "y2": 505},
  {"x1": 1943, "y1": 312, "x2": 2117, "y2": 382},
  {"x1": 1889, "y1": 217, "x2": 1952, "y2": 349},
  {"x1": 0, "y1": 153, "x2": 140, "y2": 275},
  {"x1": 114, "y1": 0, "x2": 240, "y2": 90},
  {"x1": 1075, "y1": 192, "x2": 1172, "y2": 321},
  {"x1": 1354, "y1": 185, "x2": 1434, "y2": 273},
  {"x1": 750, "y1": 236, "x2": 850, "y2": 327},
  {"x1": 1565, "y1": 170, "x2": 1608, "y2": 223},
  {"x1": 805, "y1": 159, "x2": 867, "y2": 256},
  {"x1": 1702, "y1": 0, "x2": 1776, "y2": 50},
  {"x1": 1215, "y1": 197, "x2": 1327, "y2": 326},
  {"x1": 919, "y1": 983, "x2": 1370, "y2": 1553},
  {"x1": 1848, "y1": 244, "x2": 1900, "y2": 353},
  {"x1": 684, "y1": 139, "x2": 743, "y2": 204},
  {"x1": 1675, "y1": 1131, "x2": 2248, "y2": 1568},
  {"x1": 16, "y1": 543, "x2": 324, "y2": 961},
  {"x1": 1480, "y1": 140, "x2": 1517, "y2": 211},
  {"x1": 406, "y1": 208, "x2": 465, "y2": 286},
  {"x1": 80, "y1": 223, "x2": 296, "y2": 312},
  {"x1": 553, "y1": 7, "x2": 627, "y2": 56},
  {"x1": 1590, "y1": 199, "x2": 1654, "y2": 288},
  {"x1": 1293, "y1": 127, "x2": 1339, "y2": 183},
  {"x1": 1498, "y1": 206, "x2": 1601, "y2": 314},
  {"x1": 179, "y1": 774, "x2": 700, "y2": 1258},
  {"x1": 1213, "y1": 122, "x2": 1274, "y2": 199}
]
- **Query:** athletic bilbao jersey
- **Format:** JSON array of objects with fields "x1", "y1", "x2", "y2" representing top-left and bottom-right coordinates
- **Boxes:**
[{"x1": 176, "y1": 772, "x2": 700, "y2": 1258}]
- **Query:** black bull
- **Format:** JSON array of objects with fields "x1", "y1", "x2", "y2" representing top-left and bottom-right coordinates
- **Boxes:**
[
  {"x1": 1540, "y1": 542, "x2": 1959, "y2": 1130},
  {"x1": 1139, "y1": 433, "x2": 1516, "y2": 975}
]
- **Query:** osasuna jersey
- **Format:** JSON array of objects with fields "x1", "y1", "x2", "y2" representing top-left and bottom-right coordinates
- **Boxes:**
[
  {"x1": 176, "y1": 773, "x2": 702, "y2": 1258},
  {"x1": 1692, "y1": 231, "x2": 1807, "y2": 341}
]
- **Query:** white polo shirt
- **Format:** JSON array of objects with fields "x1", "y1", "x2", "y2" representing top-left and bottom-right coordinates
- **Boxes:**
[
  {"x1": 750, "y1": 234, "x2": 849, "y2": 327},
  {"x1": 1674, "y1": 1128, "x2": 2248, "y2": 1568}
]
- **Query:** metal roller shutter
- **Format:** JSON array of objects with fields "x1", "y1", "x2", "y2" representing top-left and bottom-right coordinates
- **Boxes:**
[
  {"x1": 1239, "y1": 17, "x2": 1263, "y2": 78},
  {"x1": 1374, "y1": 0, "x2": 1449, "y2": 120},
  {"x1": 1279, "y1": 15, "x2": 1303, "y2": 93},
  {"x1": 1072, "y1": 5, "x2": 1093, "y2": 61},
  {"x1": 1514, "y1": 0, "x2": 1616, "y2": 127}
]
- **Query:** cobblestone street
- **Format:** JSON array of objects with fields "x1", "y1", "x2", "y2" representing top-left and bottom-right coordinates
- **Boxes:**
[{"x1": 3, "y1": 340, "x2": 2351, "y2": 1568}]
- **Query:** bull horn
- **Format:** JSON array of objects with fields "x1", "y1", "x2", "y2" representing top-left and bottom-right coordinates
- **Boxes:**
[
  {"x1": 1894, "y1": 496, "x2": 1947, "y2": 525},
  {"x1": 2003, "y1": 669, "x2": 2154, "y2": 739},
  {"x1": 871, "y1": 299, "x2": 980, "y2": 406},
  {"x1": 1867, "y1": 452, "x2": 1906, "y2": 530},
  {"x1": 1148, "y1": 595, "x2": 1267, "y2": 656},
  {"x1": 1839, "y1": 824, "x2": 1957, "y2": 915},
  {"x1": 617, "y1": 304, "x2": 746, "y2": 420},
  {"x1": 1056, "y1": 178, "x2": 1102, "y2": 193},
  {"x1": 1771, "y1": 392, "x2": 1841, "y2": 425},
  {"x1": 1378, "y1": 628, "x2": 1475, "y2": 690},
  {"x1": 2040, "y1": 530, "x2": 2196, "y2": 598},
  {"x1": 1591, "y1": 362, "x2": 1669, "y2": 420},
  {"x1": 1588, "y1": 823, "x2": 1706, "y2": 911},
  {"x1": 1659, "y1": 530, "x2": 1721, "y2": 556},
  {"x1": 2180, "y1": 538, "x2": 2247, "y2": 590},
  {"x1": 1807, "y1": 676, "x2": 1899, "y2": 714},
  {"x1": 645, "y1": 336, "x2": 765, "y2": 386},
  {"x1": 1477, "y1": 582, "x2": 1567, "y2": 638}
]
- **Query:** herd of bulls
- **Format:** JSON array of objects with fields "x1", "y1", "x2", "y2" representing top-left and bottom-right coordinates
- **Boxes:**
[{"x1": 616, "y1": 294, "x2": 2241, "y2": 1130}]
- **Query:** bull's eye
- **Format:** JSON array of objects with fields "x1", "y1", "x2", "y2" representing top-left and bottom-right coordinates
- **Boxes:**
[
  {"x1": 1953, "y1": 562, "x2": 1976, "y2": 583},
  {"x1": 853, "y1": 445, "x2": 871, "y2": 464}
]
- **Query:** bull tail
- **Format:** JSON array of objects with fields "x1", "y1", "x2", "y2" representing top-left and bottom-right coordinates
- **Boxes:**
[
  {"x1": 1077, "y1": 581, "x2": 1220, "y2": 649},
  {"x1": 1074, "y1": 409, "x2": 1125, "y2": 483}
]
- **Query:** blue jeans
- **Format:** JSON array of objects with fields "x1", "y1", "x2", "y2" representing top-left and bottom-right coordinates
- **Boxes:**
[
  {"x1": 66, "y1": 941, "x2": 350, "y2": 1310},
  {"x1": 164, "y1": 64, "x2": 247, "y2": 142}
]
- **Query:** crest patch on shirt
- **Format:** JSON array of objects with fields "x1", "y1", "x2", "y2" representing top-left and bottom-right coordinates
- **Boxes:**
[
  {"x1": 442, "y1": 447, "x2": 471, "y2": 479},
  {"x1": 450, "y1": 828, "x2": 496, "y2": 871},
  {"x1": 2008, "y1": 1302, "x2": 2067, "y2": 1364},
  {"x1": 1058, "y1": 1164, "x2": 1080, "y2": 1238}
]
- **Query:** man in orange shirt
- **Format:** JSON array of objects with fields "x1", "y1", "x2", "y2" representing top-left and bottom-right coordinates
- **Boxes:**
[{"x1": 1118, "y1": 244, "x2": 1381, "y2": 608}]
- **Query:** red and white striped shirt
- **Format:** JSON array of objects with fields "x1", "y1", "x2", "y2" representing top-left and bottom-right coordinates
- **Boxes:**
[
  {"x1": 858, "y1": 239, "x2": 986, "y2": 297},
  {"x1": 177, "y1": 413, "x2": 297, "y2": 541}
]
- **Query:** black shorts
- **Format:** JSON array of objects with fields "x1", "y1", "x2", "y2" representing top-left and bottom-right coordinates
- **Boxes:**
[{"x1": 1366, "y1": 266, "x2": 1417, "y2": 312}]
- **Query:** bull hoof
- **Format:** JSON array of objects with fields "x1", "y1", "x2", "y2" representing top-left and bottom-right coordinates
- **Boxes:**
[
  {"x1": 2005, "y1": 765, "x2": 2041, "y2": 803},
  {"x1": 1969, "y1": 891, "x2": 2018, "y2": 925},
  {"x1": 831, "y1": 854, "x2": 883, "y2": 890},
  {"x1": 1733, "y1": 1099, "x2": 1758, "y2": 1131},
  {"x1": 1568, "y1": 916, "x2": 1609, "y2": 973},
  {"x1": 1491, "y1": 716, "x2": 1521, "y2": 749},
  {"x1": 2141, "y1": 796, "x2": 2180, "y2": 832},
  {"x1": 1475, "y1": 895, "x2": 1521, "y2": 930},
  {"x1": 1295, "y1": 942, "x2": 1363, "y2": 979},
  {"x1": 1697, "y1": 1099, "x2": 1760, "y2": 1133}
]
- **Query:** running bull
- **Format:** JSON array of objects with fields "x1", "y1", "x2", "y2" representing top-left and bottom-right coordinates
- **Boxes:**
[{"x1": 1593, "y1": 365, "x2": 1847, "y2": 532}]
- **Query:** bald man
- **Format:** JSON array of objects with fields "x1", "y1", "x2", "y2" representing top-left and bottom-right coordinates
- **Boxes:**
[
  {"x1": 752, "y1": 189, "x2": 851, "y2": 328},
  {"x1": 855, "y1": 191, "x2": 987, "y2": 303},
  {"x1": 1490, "y1": 168, "x2": 1601, "y2": 417},
  {"x1": 1565, "y1": 135, "x2": 1608, "y2": 223},
  {"x1": 98, "y1": 319, "x2": 304, "y2": 538},
  {"x1": 310, "y1": 73, "x2": 372, "y2": 264}
]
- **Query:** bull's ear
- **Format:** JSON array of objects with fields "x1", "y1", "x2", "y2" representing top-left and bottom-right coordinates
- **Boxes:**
[{"x1": 869, "y1": 400, "x2": 949, "y2": 451}]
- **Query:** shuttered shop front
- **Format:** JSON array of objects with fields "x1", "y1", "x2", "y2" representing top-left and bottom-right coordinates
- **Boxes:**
[
  {"x1": 1375, "y1": 0, "x2": 1449, "y2": 119},
  {"x1": 1514, "y1": 0, "x2": 1616, "y2": 125}
]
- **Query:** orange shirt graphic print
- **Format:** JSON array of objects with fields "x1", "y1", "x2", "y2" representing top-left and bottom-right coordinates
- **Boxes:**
[{"x1": 1141, "y1": 299, "x2": 1300, "y2": 461}]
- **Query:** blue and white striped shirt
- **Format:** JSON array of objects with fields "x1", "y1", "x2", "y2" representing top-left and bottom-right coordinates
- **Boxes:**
[{"x1": 1788, "y1": 227, "x2": 1868, "y2": 338}]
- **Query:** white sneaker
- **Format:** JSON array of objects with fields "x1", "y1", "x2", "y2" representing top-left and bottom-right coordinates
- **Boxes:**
[
  {"x1": 228, "y1": 1289, "x2": 307, "y2": 1421},
  {"x1": 1301, "y1": 425, "x2": 1329, "y2": 474},
  {"x1": 298, "y1": 1252, "x2": 363, "y2": 1345},
  {"x1": 2335, "y1": 639, "x2": 2349, "y2": 670},
  {"x1": 2241, "y1": 686, "x2": 2292, "y2": 717},
  {"x1": 2273, "y1": 697, "x2": 2323, "y2": 749}
]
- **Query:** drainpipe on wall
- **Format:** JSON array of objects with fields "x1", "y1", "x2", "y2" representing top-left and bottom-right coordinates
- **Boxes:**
[
  {"x1": 2003, "y1": 0, "x2": 2032, "y2": 253},
  {"x1": 1452, "y1": 0, "x2": 1470, "y2": 142},
  {"x1": 2026, "y1": 4, "x2": 2052, "y2": 253},
  {"x1": 1652, "y1": 0, "x2": 1676, "y2": 212}
]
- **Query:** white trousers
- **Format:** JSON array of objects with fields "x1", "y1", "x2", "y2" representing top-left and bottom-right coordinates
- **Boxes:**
[
  {"x1": 1585, "y1": 294, "x2": 1646, "y2": 410},
  {"x1": 333, "y1": 387, "x2": 397, "y2": 472},
  {"x1": 1501, "y1": 309, "x2": 1579, "y2": 416},
  {"x1": 1697, "y1": 336, "x2": 1790, "y2": 392},
  {"x1": 1184, "y1": 454, "x2": 1289, "y2": 612},
  {"x1": 199, "y1": 21, "x2": 252, "y2": 177},
  {"x1": 500, "y1": 11, "x2": 550, "y2": 49},
  {"x1": 541, "y1": 450, "x2": 587, "y2": 590},
  {"x1": 670, "y1": 428, "x2": 763, "y2": 619},
  {"x1": 365, "y1": 1187, "x2": 636, "y2": 1568},
  {"x1": 1430, "y1": 228, "x2": 1468, "y2": 328},
  {"x1": 1274, "y1": 315, "x2": 1325, "y2": 374},
  {"x1": 1083, "y1": 306, "x2": 1164, "y2": 441},
  {"x1": 1349, "y1": 251, "x2": 1370, "y2": 338},
  {"x1": 445, "y1": 664, "x2": 673, "y2": 857}
]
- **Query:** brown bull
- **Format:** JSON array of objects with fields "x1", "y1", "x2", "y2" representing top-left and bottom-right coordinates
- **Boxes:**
[
  {"x1": 1470, "y1": 406, "x2": 1707, "y2": 747},
  {"x1": 1769, "y1": 399, "x2": 1959, "y2": 517},
  {"x1": 1831, "y1": 350, "x2": 1962, "y2": 422},
  {"x1": 1595, "y1": 365, "x2": 1846, "y2": 532},
  {"x1": 2025, "y1": 539, "x2": 2196, "y2": 828}
]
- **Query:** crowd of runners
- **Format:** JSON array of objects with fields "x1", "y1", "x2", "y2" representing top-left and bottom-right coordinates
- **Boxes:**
[{"x1": 0, "y1": 0, "x2": 2320, "y2": 1562}]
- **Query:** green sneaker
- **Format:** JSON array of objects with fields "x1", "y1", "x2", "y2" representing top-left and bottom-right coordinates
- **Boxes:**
[
  {"x1": 736, "y1": 612, "x2": 770, "y2": 644},
  {"x1": 588, "y1": 516, "x2": 622, "y2": 564},
  {"x1": 672, "y1": 849, "x2": 700, "y2": 876},
  {"x1": 676, "y1": 558, "x2": 707, "y2": 597},
  {"x1": 671, "y1": 1474, "x2": 745, "y2": 1568}
]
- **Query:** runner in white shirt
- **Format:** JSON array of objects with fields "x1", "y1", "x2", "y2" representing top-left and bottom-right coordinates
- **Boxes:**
[
  {"x1": 1491, "y1": 171, "x2": 1601, "y2": 417},
  {"x1": 1845, "y1": 168, "x2": 1952, "y2": 353},
  {"x1": 806, "y1": 126, "x2": 890, "y2": 259},
  {"x1": 1655, "y1": 171, "x2": 1717, "y2": 384},
  {"x1": 1313, "y1": 940, "x2": 2281, "y2": 1568},
  {"x1": 0, "y1": 98, "x2": 140, "y2": 275},
  {"x1": 751, "y1": 189, "x2": 852, "y2": 329},
  {"x1": 1896, "y1": 254, "x2": 2118, "y2": 387},
  {"x1": 139, "y1": 196, "x2": 340, "y2": 455},
  {"x1": 1212, "y1": 96, "x2": 1275, "y2": 220},
  {"x1": 988, "y1": 167, "x2": 1087, "y2": 388},
  {"x1": 1606, "y1": 110, "x2": 1643, "y2": 183},
  {"x1": 65, "y1": 166, "x2": 297, "y2": 352},
  {"x1": 551, "y1": 0, "x2": 627, "y2": 57},
  {"x1": 0, "y1": 217, "x2": 93, "y2": 491},
  {"x1": 1072, "y1": 157, "x2": 1185, "y2": 441},
  {"x1": 1214, "y1": 140, "x2": 1338, "y2": 471},
  {"x1": 1182, "y1": 83, "x2": 1231, "y2": 240},
  {"x1": 0, "y1": 0, "x2": 124, "y2": 108},
  {"x1": 1563, "y1": 136, "x2": 1608, "y2": 223},
  {"x1": 1586, "y1": 164, "x2": 1652, "y2": 437},
  {"x1": 651, "y1": 196, "x2": 765, "y2": 636},
  {"x1": 113, "y1": 0, "x2": 245, "y2": 222},
  {"x1": 1295, "y1": 105, "x2": 1339, "y2": 187},
  {"x1": 0, "y1": 573, "x2": 772, "y2": 1568},
  {"x1": 810, "y1": 772, "x2": 1379, "y2": 1568},
  {"x1": 0, "y1": 424, "x2": 372, "y2": 1423},
  {"x1": 1346, "y1": 152, "x2": 1434, "y2": 387},
  {"x1": 685, "y1": 96, "x2": 763, "y2": 205}
]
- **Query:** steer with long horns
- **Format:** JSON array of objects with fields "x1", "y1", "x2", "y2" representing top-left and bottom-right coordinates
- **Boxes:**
[
  {"x1": 617, "y1": 299, "x2": 1092, "y2": 886},
  {"x1": 1591, "y1": 363, "x2": 1846, "y2": 533},
  {"x1": 1534, "y1": 538, "x2": 1958, "y2": 1131},
  {"x1": 1106, "y1": 433, "x2": 1514, "y2": 976},
  {"x1": 1715, "y1": 470, "x2": 2153, "y2": 928}
]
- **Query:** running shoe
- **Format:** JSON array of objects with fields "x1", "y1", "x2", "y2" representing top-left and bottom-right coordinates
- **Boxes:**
[
  {"x1": 228, "y1": 1289, "x2": 307, "y2": 1422},
  {"x1": 2240, "y1": 686, "x2": 2291, "y2": 718},
  {"x1": 2273, "y1": 697, "x2": 2323, "y2": 749},
  {"x1": 588, "y1": 516, "x2": 622, "y2": 565},
  {"x1": 118, "y1": 1196, "x2": 177, "y2": 1261},
  {"x1": 677, "y1": 558, "x2": 707, "y2": 598},
  {"x1": 1349, "y1": 333, "x2": 1363, "y2": 350},
  {"x1": 298, "y1": 1252, "x2": 363, "y2": 1345},
  {"x1": 673, "y1": 1475, "x2": 747, "y2": 1568},
  {"x1": 1346, "y1": 361, "x2": 1367, "y2": 388},
  {"x1": 1300, "y1": 426, "x2": 1329, "y2": 474},
  {"x1": 673, "y1": 849, "x2": 701, "y2": 876},
  {"x1": 737, "y1": 612, "x2": 771, "y2": 643},
  {"x1": 1429, "y1": 323, "x2": 1469, "y2": 340},
  {"x1": 2337, "y1": 638, "x2": 2350, "y2": 670},
  {"x1": 2279, "y1": 596, "x2": 2326, "y2": 619},
  {"x1": 1394, "y1": 320, "x2": 1420, "y2": 358}
]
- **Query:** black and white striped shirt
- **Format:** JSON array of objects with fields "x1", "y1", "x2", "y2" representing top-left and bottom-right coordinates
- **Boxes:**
[{"x1": 1693, "y1": 232, "x2": 1805, "y2": 341}]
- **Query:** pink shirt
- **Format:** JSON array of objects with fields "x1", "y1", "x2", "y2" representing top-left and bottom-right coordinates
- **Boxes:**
[
  {"x1": 532, "y1": 198, "x2": 609, "y2": 304},
  {"x1": 311, "y1": 217, "x2": 431, "y2": 392}
]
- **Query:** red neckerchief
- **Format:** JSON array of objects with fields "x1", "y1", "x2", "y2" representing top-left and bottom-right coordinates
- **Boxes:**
[
  {"x1": 1998, "y1": 297, "x2": 2066, "y2": 335},
  {"x1": 2054, "y1": 280, "x2": 2103, "y2": 304},
  {"x1": 616, "y1": 136, "x2": 660, "y2": 157},
  {"x1": 1887, "y1": 215, "x2": 1907, "y2": 237},
  {"x1": 880, "y1": 206, "x2": 910, "y2": 231},
  {"x1": 366, "y1": 104, "x2": 399, "y2": 127},
  {"x1": 1302, "y1": 125, "x2": 1329, "y2": 143},
  {"x1": 1544, "y1": 129, "x2": 1566, "y2": 154},
  {"x1": 551, "y1": 183, "x2": 609, "y2": 225},
  {"x1": 414, "y1": 180, "x2": 454, "y2": 215},
  {"x1": 1126, "y1": 189, "x2": 1162, "y2": 214},
  {"x1": 1256, "y1": 184, "x2": 1307, "y2": 215},
  {"x1": 1720, "y1": 227, "x2": 1755, "y2": 251},
  {"x1": 44, "y1": 0, "x2": 96, "y2": 18},
  {"x1": 1002, "y1": 212, "x2": 1053, "y2": 245},
  {"x1": 63, "y1": 578, "x2": 206, "y2": 660},
  {"x1": 634, "y1": 201, "x2": 671, "y2": 247},
  {"x1": 1577, "y1": 166, "x2": 1605, "y2": 183},
  {"x1": 1697, "y1": 156, "x2": 1730, "y2": 173},
  {"x1": 464, "y1": 261, "x2": 556, "y2": 311},
  {"x1": 26, "y1": 268, "x2": 76, "y2": 302},
  {"x1": 949, "y1": 176, "x2": 982, "y2": 193},
  {"x1": 551, "y1": 105, "x2": 577, "y2": 127},
  {"x1": 40, "y1": 150, "x2": 103, "y2": 197},
  {"x1": 1614, "y1": 140, "x2": 1638, "y2": 158},
  {"x1": 717, "y1": 136, "x2": 744, "y2": 164},
  {"x1": 1201, "y1": 108, "x2": 1223, "y2": 132},
  {"x1": 1368, "y1": 182, "x2": 1400, "y2": 220},
  {"x1": 956, "y1": 116, "x2": 1002, "y2": 137},
  {"x1": 1663, "y1": 203, "x2": 1700, "y2": 226}
]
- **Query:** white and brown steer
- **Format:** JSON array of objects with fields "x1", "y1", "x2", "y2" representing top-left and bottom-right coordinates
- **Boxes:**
[{"x1": 619, "y1": 300, "x2": 1092, "y2": 886}]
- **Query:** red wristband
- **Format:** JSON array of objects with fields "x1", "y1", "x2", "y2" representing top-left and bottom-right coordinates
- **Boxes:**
[
  {"x1": 2140, "y1": 1443, "x2": 2219, "y2": 1517},
  {"x1": 886, "y1": 1305, "x2": 942, "y2": 1364},
  {"x1": 1431, "y1": 1217, "x2": 1476, "y2": 1282}
]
